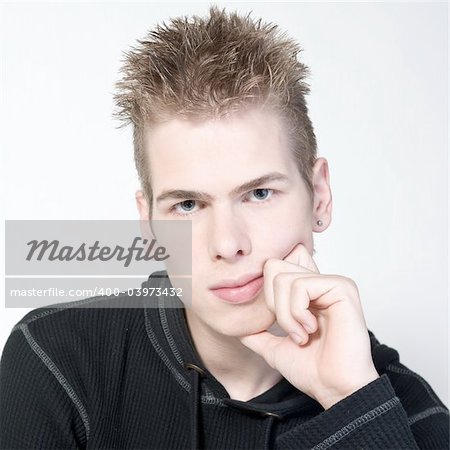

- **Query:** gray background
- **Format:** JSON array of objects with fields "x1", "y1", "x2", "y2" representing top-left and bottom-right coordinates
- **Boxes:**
[{"x1": 0, "y1": 2, "x2": 448, "y2": 404}]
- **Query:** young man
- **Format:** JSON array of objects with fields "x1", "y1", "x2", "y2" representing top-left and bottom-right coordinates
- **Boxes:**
[{"x1": 1, "y1": 6, "x2": 448, "y2": 450}]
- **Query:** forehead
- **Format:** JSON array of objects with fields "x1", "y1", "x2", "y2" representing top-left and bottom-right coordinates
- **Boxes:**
[{"x1": 143, "y1": 107, "x2": 298, "y2": 192}]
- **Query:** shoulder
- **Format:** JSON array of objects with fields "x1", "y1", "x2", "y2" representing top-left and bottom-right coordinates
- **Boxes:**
[
  {"x1": 367, "y1": 329, "x2": 448, "y2": 425},
  {"x1": 2, "y1": 288, "x2": 150, "y2": 377},
  {"x1": 3, "y1": 271, "x2": 170, "y2": 367},
  {"x1": 12, "y1": 289, "x2": 143, "y2": 337}
]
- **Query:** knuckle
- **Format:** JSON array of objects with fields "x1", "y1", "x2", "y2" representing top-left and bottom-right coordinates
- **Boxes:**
[
  {"x1": 342, "y1": 276, "x2": 358, "y2": 293},
  {"x1": 291, "y1": 276, "x2": 306, "y2": 292},
  {"x1": 264, "y1": 257, "x2": 279, "y2": 270},
  {"x1": 334, "y1": 275, "x2": 359, "y2": 299}
]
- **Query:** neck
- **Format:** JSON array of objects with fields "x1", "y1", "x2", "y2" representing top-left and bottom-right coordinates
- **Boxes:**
[{"x1": 184, "y1": 308, "x2": 283, "y2": 402}]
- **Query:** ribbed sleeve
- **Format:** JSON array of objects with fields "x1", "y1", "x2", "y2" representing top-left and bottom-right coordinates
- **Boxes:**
[{"x1": 275, "y1": 374, "x2": 448, "y2": 449}]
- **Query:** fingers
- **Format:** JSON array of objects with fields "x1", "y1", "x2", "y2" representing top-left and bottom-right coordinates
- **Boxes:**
[
  {"x1": 262, "y1": 243, "x2": 358, "y2": 346},
  {"x1": 263, "y1": 243, "x2": 320, "y2": 310},
  {"x1": 272, "y1": 272, "x2": 316, "y2": 343},
  {"x1": 263, "y1": 257, "x2": 314, "y2": 312},
  {"x1": 267, "y1": 271, "x2": 359, "y2": 345},
  {"x1": 263, "y1": 245, "x2": 319, "y2": 343}
]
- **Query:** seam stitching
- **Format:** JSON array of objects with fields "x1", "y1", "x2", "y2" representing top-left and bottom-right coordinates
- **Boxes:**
[
  {"x1": 311, "y1": 396, "x2": 400, "y2": 450},
  {"x1": 144, "y1": 305, "x2": 224, "y2": 406},
  {"x1": 408, "y1": 406, "x2": 449, "y2": 426},
  {"x1": 157, "y1": 284, "x2": 184, "y2": 366},
  {"x1": 386, "y1": 363, "x2": 442, "y2": 406},
  {"x1": 20, "y1": 323, "x2": 91, "y2": 441},
  {"x1": 11, "y1": 293, "x2": 132, "y2": 332},
  {"x1": 144, "y1": 305, "x2": 191, "y2": 392}
]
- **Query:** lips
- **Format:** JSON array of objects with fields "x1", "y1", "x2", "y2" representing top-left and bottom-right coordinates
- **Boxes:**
[
  {"x1": 209, "y1": 272, "x2": 263, "y2": 290},
  {"x1": 209, "y1": 273, "x2": 264, "y2": 304}
]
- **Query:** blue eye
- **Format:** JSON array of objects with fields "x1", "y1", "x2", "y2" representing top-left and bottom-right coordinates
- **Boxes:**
[
  {"x1": 173, "y1": 200, "x2": 197, "y2": 214},
  {"x1": 250, "y1": 188, "x2": 273, "y2": 201}
]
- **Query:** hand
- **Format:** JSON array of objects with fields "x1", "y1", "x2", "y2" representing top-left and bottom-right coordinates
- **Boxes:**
[{"x1": 238, "y1": 243, "x2": 380, "y2": 409}]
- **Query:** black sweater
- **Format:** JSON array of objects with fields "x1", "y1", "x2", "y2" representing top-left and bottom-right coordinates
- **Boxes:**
[{"x1": 1, "y1": 271, "x2": 448, "y2": 449}]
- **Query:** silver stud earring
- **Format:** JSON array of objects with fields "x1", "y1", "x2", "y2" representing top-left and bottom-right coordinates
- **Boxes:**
[{"x1": 316, "y1": 219, "x2": 323, "y2": 226}]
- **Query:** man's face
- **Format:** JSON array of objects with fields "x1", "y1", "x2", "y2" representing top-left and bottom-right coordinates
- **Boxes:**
[{"x1": 144, "y1": 107, "x2": 316, "y2": 338}]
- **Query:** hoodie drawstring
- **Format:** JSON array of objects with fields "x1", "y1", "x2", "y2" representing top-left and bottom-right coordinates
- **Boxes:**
[
  {"x1": 183, "y1": 361, "x2": 283, "y2": 450},
  {"x1": 262, "y1": 413, "x2": 279, "y2": 450},
  {"x1": 184, "y1": 362, "x2": 206, "y2": 450}
]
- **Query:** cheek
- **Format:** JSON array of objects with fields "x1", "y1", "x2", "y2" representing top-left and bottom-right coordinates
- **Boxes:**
[
  {"x1": 259, "y1": 211, "x2": 313, "y2": 259},
  {"x1": 191, "y1": 234, "x2": 203, "y2": 273}
]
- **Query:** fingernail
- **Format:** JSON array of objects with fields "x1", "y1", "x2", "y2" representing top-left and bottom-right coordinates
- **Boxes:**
[{"x1": 289, "y1": 333, "x2": 303, "y2": 345}]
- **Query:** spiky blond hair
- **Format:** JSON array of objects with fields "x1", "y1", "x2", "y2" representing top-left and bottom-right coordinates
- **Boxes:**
[{"x1": 114, "y1": 6, "x2": 317, "y2": 214}]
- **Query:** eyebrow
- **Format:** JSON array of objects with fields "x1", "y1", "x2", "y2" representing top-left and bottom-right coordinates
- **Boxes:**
[{"x1": 156, "y1": 172, "x2": 290, "y2": 204}]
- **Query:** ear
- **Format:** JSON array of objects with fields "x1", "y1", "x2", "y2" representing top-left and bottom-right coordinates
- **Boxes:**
[
  {"x1": 135, "y1": 190, "x2": 150, "y2": 220},
  {"x1": 135, "y1": 190, "x2": 154, "y2": 241},
  {"x1": 311, "y1": 157, "x2": 332, "y2": 233}
]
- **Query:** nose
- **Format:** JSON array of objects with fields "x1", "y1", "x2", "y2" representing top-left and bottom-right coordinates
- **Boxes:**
[{"x1": 207, "y1": 205, "x2": 251, "y2": 262}]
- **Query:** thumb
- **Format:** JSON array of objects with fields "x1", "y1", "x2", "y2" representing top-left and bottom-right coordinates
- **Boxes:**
[{"x1": 238, "y1": 331, "x2": 284, "y2": 367}]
